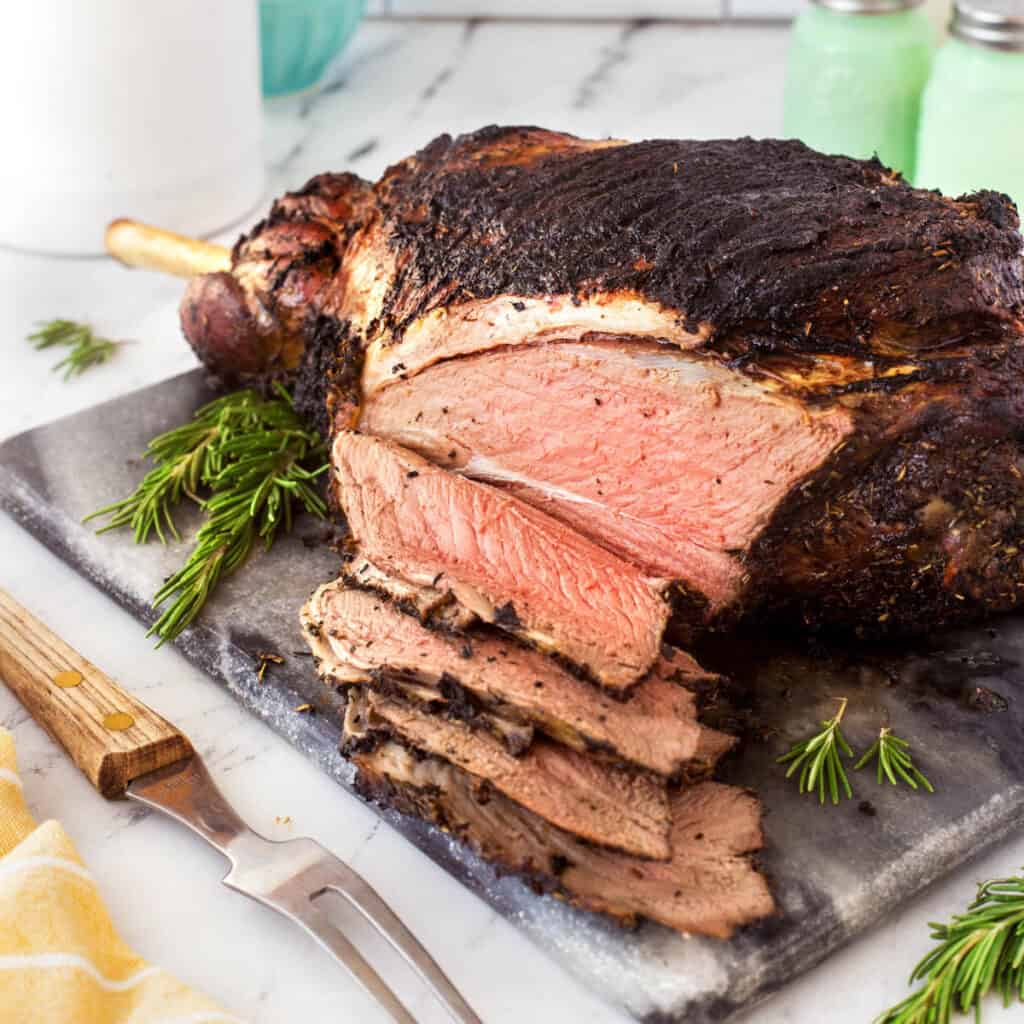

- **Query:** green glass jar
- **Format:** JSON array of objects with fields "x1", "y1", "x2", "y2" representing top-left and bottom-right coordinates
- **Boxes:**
[
  {"x1": 915, "y1": 1, "x2": 1024, "y2": 207},
  {"x1": 784, "y1": 0, "x2": 934, "y2": 178}
]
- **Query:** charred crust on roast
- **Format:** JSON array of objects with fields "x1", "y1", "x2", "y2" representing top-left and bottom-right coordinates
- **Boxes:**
[
  {"x1": 341, "y1": 733, "x2": 380, "y2": 756},
  {"x1": 742, "y1": 348, "x2": 1024, "y2": 635},
  {"x1": 269, "y1": 237, "x2": 339, "y2": 294},
  {"x1": 370, "y1": 670, "x2": 532, "y2": 755},
  {"x1": 492, "y1": 601, "x2": 523, "y2": 630},
  {"x1": 435, "y1": 671, "x2": 507, "y2": 733},
  {"x1": 437, "y1": 671, "x2": 467, "y2": 705},
  {"x1": 294, "y1": 315, "x2": 362, "y2": 440},
  {"x1": 375, "y1": 129, "x2": 1022, "y2": 351}
]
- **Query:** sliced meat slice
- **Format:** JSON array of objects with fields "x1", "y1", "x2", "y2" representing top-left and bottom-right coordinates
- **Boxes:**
[
  {"x1": 303, "y1": 580, "x2": 733, "y2": 777},
  {"x1": 371, "y1": 676, "x2": 535, "y2": 756},
  {"x1": 353, "y1": 740, "x2": 773, "y2": 938},
  {"x1": 351, "y1": 688, "x2": 671, "y2": 860},
  {"x1": 360, "y1": 339, "x2": 852, "y2": 608},
  {"x1": 331, "y1": 431, "x2": 669, "y2": 690},
  {"x1": 344, "y1": 556, "x2": 478, "y2": 631}
]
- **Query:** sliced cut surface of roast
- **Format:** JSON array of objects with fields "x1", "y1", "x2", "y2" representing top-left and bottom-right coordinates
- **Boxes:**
[
  {"x1": 331, "y1": 430, "x2": 670, "y2": 689},
  {"x1": 359, "y1": 292, "x2": 708, "y2": 397},
  {"x1": 347, "y1": 688, "x2": 672, "y2": 860},
  {"x1": 353, "y1": 740, "x2": 773, "y2": 938},
  {"x1": 360, "y1": 339, "x2": 853, "y2": 606},
  {"x1": 303, "y1": 579, "x2": 734, "y2": 777}
]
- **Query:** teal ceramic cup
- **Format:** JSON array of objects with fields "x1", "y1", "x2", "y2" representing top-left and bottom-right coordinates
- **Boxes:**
[{"x1": 260, "y1": 0, "x2": 367, "y2": 97}]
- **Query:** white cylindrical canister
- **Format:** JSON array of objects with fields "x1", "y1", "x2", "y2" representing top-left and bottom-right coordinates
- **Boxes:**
[{"x1": 0, "y1": 0, "x2": 265, "y2": 254}]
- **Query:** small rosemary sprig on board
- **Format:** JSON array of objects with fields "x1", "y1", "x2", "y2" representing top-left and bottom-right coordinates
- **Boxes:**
[
  {"x1": 28, "y1": 319, "x2": 123, "y2": 378},
  {"x1": 87, "y1": 385, "x2": 327, "y2": 645},
  {"x1": 777, "y1": 697, "x2": 854, "y2": 804},
  {"x1": 856, "y1": 727, "x2": 935, "y2": 793},
  {"x1": 877, "y1": 873, "x2": 1024, "y2": 1024}
]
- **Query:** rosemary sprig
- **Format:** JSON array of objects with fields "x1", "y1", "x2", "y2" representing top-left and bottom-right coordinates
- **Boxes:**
[
  {"x1": 28, "y1": 319, "x2": 123, "y2": 378},
  {"x1": 147, "y1": 424, "x2": 326, "y2": 644},
  {"x1": 86, "y1": 390, "x2": 273, "y2": 544},
  {"x1": 777, "y1": 697, "x2": 854, "y2": 804},
  {"x1": 855, "y1": 727, "x2": 935, "y2": 793},
  {"x1": 877, "y1": 872, "x2": 1024, "y2": 1023},
  {"x1": 87, "y1": 385, "x2": 328, "y2": 645}
]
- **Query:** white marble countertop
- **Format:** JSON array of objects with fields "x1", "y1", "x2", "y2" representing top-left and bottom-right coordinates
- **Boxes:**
[{"x1": 3, "y1": 16, "x2": 1024, "y2": 1024}]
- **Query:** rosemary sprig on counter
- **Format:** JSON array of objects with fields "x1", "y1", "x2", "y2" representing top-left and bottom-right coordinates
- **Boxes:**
[
  {"x1": 877, "y1": 872, "x2": 1024, "y2": 1024},
  {"x1": 87, "y1": 385, "x2": 327, "y2": 645},
  {"x1": 777, "y1": 697, "x2": 854, "y2": 805},
  {"x1": 28, "y1": 319, "x2": 123, "y2": 378},
  {"x1": 856, "y1": 727, "x2": 935, "y2": 793}
]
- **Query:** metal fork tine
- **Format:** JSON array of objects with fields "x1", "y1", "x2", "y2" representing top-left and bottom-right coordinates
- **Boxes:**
[
  {"x1": 315, "y1": 856, "x2": 483, "y2": 1024},
  {"x1": 289, "y1": 899, "x2": 418, "y2": 1024},
  {"x1": 127, "y1": 757, "x2": 481, "y2": 1024}
]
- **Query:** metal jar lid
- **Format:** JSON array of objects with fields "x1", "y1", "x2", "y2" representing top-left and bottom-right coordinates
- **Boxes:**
[
  {"x1": 951, "y1": 0, "x2": 1024, "y2": 49},
  {"x1": 811, "y1": 0, "x2": 923, "y2": 13}
]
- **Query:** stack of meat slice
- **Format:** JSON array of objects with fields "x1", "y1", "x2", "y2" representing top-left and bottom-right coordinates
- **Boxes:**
[
  {"x1": 301, "y1": 431, "x2": 774, "y2": 937},
  {"x1": 303, "y1": 428, "x2": 774, "y2": 933}
]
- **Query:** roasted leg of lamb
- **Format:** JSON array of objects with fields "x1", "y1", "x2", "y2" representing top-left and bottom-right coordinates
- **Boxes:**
[{"x1": 170, "y1": 127, "x2": 1024, "y2": 938}]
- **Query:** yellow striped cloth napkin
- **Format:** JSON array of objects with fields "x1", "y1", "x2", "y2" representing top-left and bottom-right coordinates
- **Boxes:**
[{"x1": 0, "y1": 727, "x2": 243, "y2": 1024}]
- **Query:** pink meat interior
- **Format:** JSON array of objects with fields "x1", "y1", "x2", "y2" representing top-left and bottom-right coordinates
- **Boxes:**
[
  {"x1": 361, "y1": 340, "x2": 852, "y2": 608},
  {"x1": 332, "y1": 431, "x2": 668, "y2": 689}
]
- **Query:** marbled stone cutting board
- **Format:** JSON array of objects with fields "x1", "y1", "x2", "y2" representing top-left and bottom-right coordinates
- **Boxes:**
[{"x1": 2, "y1": 369, "x2": 1024, "y2": 1023}]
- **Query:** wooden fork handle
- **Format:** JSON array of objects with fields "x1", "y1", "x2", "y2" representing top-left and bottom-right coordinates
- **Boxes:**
[{"x1": 0, "y1": 588, "x2": 193, "y2": 797}]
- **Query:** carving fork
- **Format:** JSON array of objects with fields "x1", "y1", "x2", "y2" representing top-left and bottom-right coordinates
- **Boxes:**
[{"x1": 0, "y1": 588, "x2": 481, "y2": 1024}]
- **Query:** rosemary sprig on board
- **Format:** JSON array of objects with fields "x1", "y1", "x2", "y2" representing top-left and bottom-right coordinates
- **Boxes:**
[
  {"x1": 87, "y1": 385, "x2": 327, "y2": 645},
  {"x1": 776, "y1": 697, "x2": 854, "y2": 805},
  {"x1": 856, "y1": 727, "x2": 935, "y2": 793},
  {"x1": 877, "y1": 872, "x2": 1024, "y2": 1023},
  {"x1": 148, "y1": 418, "x2": 327, "y2": 643},
  {"x1": 86, "y1": 390, "x2": 272, "y2": 544},
  {"x1": 28, "y1": 319, "x2": 123, "y2": 378}
]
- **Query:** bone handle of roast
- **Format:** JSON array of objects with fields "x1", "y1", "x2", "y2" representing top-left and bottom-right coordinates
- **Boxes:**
[
  {"x1": 105, "y1": 218, "x2": 231, "y2": 278},
  {"x1": 0, "y1": 589, "x2": 193, "y2": 797}
]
